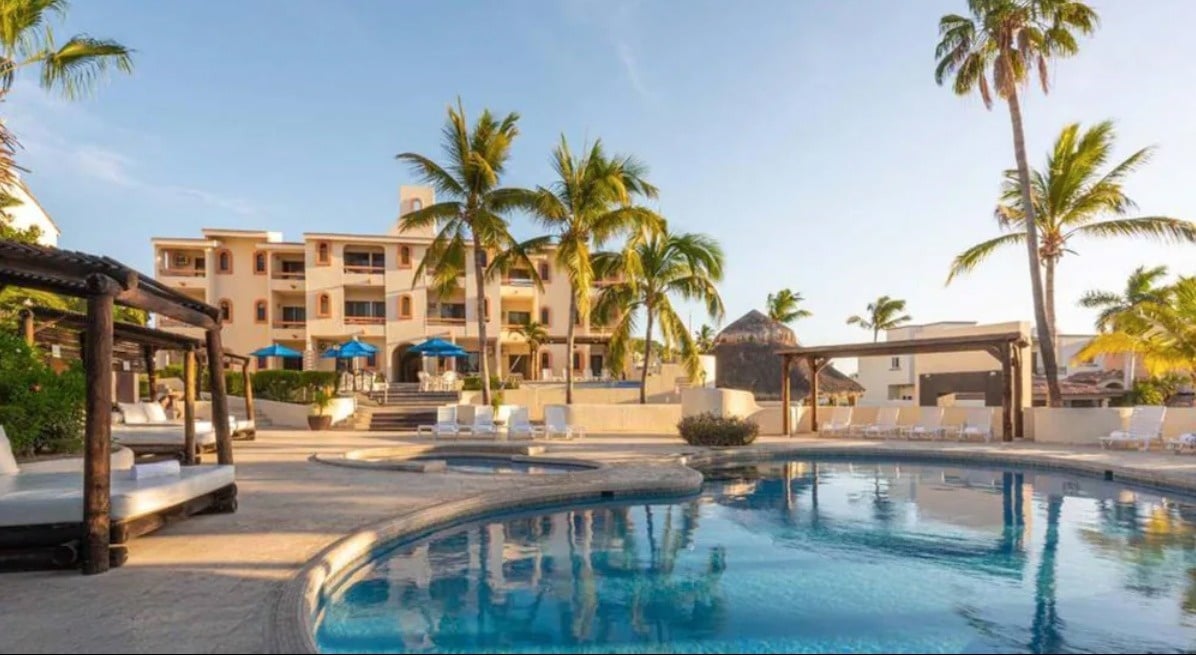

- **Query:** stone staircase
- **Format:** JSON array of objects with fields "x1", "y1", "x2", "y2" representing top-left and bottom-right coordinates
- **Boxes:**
[{"x1": 349, "y1": 383, "x2": 459, "y2": 432}]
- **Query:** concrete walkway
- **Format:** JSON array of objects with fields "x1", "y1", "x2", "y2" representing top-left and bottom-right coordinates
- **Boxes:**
[{"x1": 5, "y1": 430, "x2": 1196, "y2": 654}]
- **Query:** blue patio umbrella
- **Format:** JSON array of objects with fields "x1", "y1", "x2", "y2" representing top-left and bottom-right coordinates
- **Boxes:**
[
  {"x1": 408, "y1": 337, "x2": 468, "y2": 357},
  {"x1": 249, "y1": 343, "x2": 303, "y2": 359},
  {"x1": 321, "y1": 339, "x2": 378, "y2": 359}
]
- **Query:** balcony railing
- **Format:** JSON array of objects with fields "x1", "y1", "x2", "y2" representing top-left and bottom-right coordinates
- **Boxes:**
[
  {"x1": 428, "y1": 316, "x2": 467, "y2": 326},
  {"x1": 344, "y1": 266, "x2": 385, "y2": 275},
  {"x1": 344, "y1": 316, "x2": 385, "y2": 325},
  {"x1": 273, "y1": 320, "x2": 307, "y2": 329},
  {"x1": 159, "y1": 267, "x2": 205, "y2": 278},
  {"x1": 502, "y1": 276, "x2": 535, "y2": 286},
  {"x1": 274, "y1": 271, "x2": 306, "y2": 280}
]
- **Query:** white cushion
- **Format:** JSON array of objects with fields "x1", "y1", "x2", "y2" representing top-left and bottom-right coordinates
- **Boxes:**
[
  {"x1": 235, "y1": 418, "x2": 255, "y2": 433},
  {"x1": 141, "y1": 401, "x2": 169, "y2": 424},
  {"x1": 112, "y1": 425, "x2": 217, "y2": 447},
  {"x1": 0, "y1": 465, "x2": 235, "y2": 526},
  {"x1": 0, "y1": 427, "x2": 19, "y2": 475},
  {"x1": 129, "y1": 460, "x2": 180, "y2": 481},
  {"x1": 118, "y1": 402, "x2": 149, "y2": 425}
]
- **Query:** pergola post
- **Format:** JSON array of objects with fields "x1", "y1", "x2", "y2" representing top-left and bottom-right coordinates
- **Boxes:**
[
  {"x1": 206, "y1": 329, "x2": 234, "y2": 465},
  {"x1": 183, "y1": 348, "x2": 197, "y2": 465},
  {"x1": 143, "y1": 345, "x2": 157, "y2": 402},
  {"x1": 808, "y1": 356, "x2": 821, "y2": 433},
  {"x1": 781, "y1": 355, "x2": 792, "y2": 436},
  {"x1": 241, "y1": 359, "x2": 255, "y2": 439},
  {"x1": 20, "y1": 308, "x2": 34, "y2": 346},
  {"x1": 1012, "y1": 346, "x2": 1025, "y2": 438},
  {"x1": 82, "y1": 275, "x2": 117, "y2": 574},
  {"x1": 1000, "y1": 344, "x2": 1013, "y2": 442}
]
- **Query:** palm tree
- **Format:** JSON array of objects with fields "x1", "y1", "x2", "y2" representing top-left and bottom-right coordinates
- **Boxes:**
[
  {"x1": 529, "y1": 136, "x2": 662, "y2": 403},
  {"x1": 766, "y1": 289, "x2": 812, "y2": 324},
  {"x1": 594, "y1": 229, "x2": 725, "y2": 403},
  {"x1": 1079, "y1": 265, "x2": 1171, "y2": 333},
  {"x1": 397, "y1": 100, "x2": 542, "y2": 404},
  {"x1": 846, "y1": 295, "x2": 911, "y2": 342},
  {"x1": 511, "y1": 319, "x2": 548, "y2": 380},
  {"x1": 948, "y1": 122, "x2": 1196, "y2": 354},
  {"x1": 694, "y1": 324, "x2": 716, "y2": 354},
  {"x1": 1078, "y1": 277, "x2": 1196, "y2": 378},
  {"x1": 935, "y1": 0, "x2": 1099, "y2": 406}
]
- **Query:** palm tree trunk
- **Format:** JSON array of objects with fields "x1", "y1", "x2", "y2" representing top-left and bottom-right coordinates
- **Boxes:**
[
  {"x1": 1044, "y1": 257, "x2": 1059, "y2": 372},
  {"x1": 873, "y1": 326, "x2": 879, "y2": 343},
  {"x1": 640, "y1": 305, "x2": 654, "y2": 404},
  {"x1": 566, "y1": 292, "x2": 577, "y2": 404},
  {"x1": 1006, "y1": 86, "x2": 1062, "y2": 407},
  {"x1": 473, "y1": 238, "x2": 491, "y2": 405}
]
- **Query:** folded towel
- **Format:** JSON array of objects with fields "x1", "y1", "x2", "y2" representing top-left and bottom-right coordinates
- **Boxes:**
[{"x1": 130, "y1": 460, "x2": 181, "y2": 480}]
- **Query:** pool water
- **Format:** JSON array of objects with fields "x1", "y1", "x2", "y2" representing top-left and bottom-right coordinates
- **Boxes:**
[
  {"x1": 412, "y1": 456, "x2": 589, "y2": 475},
  {"x1": 315, "y1": 459, "x2": 1196, "y2": 653}
]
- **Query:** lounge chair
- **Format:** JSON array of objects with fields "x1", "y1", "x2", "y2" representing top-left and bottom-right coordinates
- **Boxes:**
[
  {"x1": 1101, "y1": 406, "x2": 1166, "y2": 451},
  {"x1": 861, "y1": 407, "x2": 901, "y2": 438},
  {"x1": 1166, "y1": 433, "x2": 1196, "y2": 453},
  {"x1": 541, "y1": 368, "x2": 554, "y2": 383},
  {"x1": 544, "y1": 406, "x2": 584, "y2": 440},
  {"x1": 818, "y1": 406, "x2": 853, "y2": 437},
  {"x1": 506, "y1": 408, "x2": 543, "y2": 440},
  {"x1": 462, "y1": 405, "x2": 498, "y2": 437},
  {"x1": 951, "y1": 407, "x2": 995, "y2": 442},
  {"x1": 902, "y1": 407, "x2": 946, "y2": 440},
  {"x1": 417, "y1": 406, "x2": 460, "y2": 439}
]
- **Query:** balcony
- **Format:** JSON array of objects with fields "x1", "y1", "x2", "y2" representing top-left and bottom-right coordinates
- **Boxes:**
[
  {"x1": 428, "y1": 316, "x2": 467, "y2": 326},
  {"x1": 500, "y1": 275, "x2": 536, "y2": 299},
  {"x1": 344, "y1": 316, "x2": 385, "y2": 326},
  {"x1": 158, "y1": 267, "x2": 206, "y2": 278},
  {"x1": 270, "y1": 275, "x2": 306, "y2": 292},
  {"x1": 272, "y1": 320, "x2": 307, "y2": 340}
]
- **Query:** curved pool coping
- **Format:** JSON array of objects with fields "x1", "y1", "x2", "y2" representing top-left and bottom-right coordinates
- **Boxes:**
[
  {"x1": 268, "y1": 441, "x2": 1196, "y2": 653},
  {"x1": 312, "y1": 444, "x2": 606, "y2": 474}
]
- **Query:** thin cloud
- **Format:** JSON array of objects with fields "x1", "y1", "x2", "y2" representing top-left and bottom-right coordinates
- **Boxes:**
[{"x1": 617, "y1": 41, "x2": 650, "y2": 101}]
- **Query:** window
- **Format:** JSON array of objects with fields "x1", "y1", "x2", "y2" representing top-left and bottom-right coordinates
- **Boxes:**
[
  {"x1": 344, "y1": 250, "x2": 385, "y2": 269},
  {"x1": 366, "y1": 353, "x2": 377, "y2": 368},
  {"x1": 507, "y1": 310, "x2": 531, "y2": 325},
  {"x1": 478, "y1": 251, "x2": 488, "y2": 267},
  {"x1": 281, "y1": 306, "x2": 306, "y2": 323},
  {"x1": 216, "y1": 249, "x2": 232, "y2": 274},
  {"x1": 171, "y1": 253, "x2": 189, "y2": 268},
  {"x1": 344, "y1": 301, "x2": 386, "y2": 318},
  {"x1": 283, "y1": 357, "x2": 303, "y2": 371},
  {"x1": 317, "y1": 293, "x2": 331, "y2": 318},
  {"x1": 540, "y1": 351, "x2": 551, "y2": 371},
  {"x1": 399, "y1": 245, "x2": 411, "y2": 268},
  {"x1": 253, "y1": 251, "x2": 267, "y2": 274},
  {"x1": 572, "y1": 352, "x2": 582, "y2": 372},
  {"x1": 890, "y1": 357, "x2": 901, "y2": 370},
  {"x1": 434, "y1": 303, "x2": 466, "y2": 320},
  {"x1": 281, "y1": 259, "x2": 305, "y2": 275},
  {"x1": 316, "y1": 242, "x2": 330, "y2": 266},
  {"x1": 256, "y1": 356, "x2": 269, "y2": 370},
  {"x1": 539, "y1": 307, "x2": 550, "y2": 326},
  {"x1": 219, "y1": 299, "x2": 232, "y2": 323},
  {"x1": 254, "y1": 300, "x2": 267, "y2": 324},
  {"x1": 484, "y1": 298, "x2": 490, "y2": 320},
  {"x1": 538, "y1": 261, "x2": 550, "y2": 282},
  {"x1": 411, "y1": 198, "x2": 422, "y2": 212},
  {"x1": 398, "y1": 295, "x2": 412, "y2": 319}
]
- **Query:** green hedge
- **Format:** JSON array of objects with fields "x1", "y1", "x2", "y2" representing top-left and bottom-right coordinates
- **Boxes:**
[
  {"x1": 250, "y1": 370, "x2": 338, "y2": 403},
  {"x1": 461, "y1": 375, "x2": 520, "y2": 391},
  {"x1": 0, "y1": 332, "x2": 86, "y2": 457},
  {"x1": 677, "y1": 413, "x2": 759, "y2": 447}
]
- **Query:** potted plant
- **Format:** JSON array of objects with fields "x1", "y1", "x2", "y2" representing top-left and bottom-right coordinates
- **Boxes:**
[{"x1": 308, "y1": 389, "x2": 333, "y2": 431}]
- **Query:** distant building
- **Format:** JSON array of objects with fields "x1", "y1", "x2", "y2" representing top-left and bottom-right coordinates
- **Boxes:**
[{"x1": 2, "y1": 174, "x2": 59, "y2": 246}]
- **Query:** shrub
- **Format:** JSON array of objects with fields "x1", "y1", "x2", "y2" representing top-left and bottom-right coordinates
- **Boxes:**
[
  {"x1": 250, "y1": 369, "x2": 337, "y2": 403},
  {"x1": 677, "y1": 413, "x2": 759, "y2": 447},
  {"x1": 0, "y1": 332, "x2": 86, "y2": 456},
  {"x1": 461, "y1": 375, "x2": 520, "y2": 391}
]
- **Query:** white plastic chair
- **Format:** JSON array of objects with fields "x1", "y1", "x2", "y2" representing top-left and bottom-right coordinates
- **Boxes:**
[
  {"x1": 953, "y1": 407, "x2": 995, "y2": 443},
  {"x1": 544, "y1": 405, "x2": 583, "y2": 440},
  {"x1": 1101, "y1": 406, "x2": 1166, "y2": 451},
  {"x1": 507, "y1": 407, "x2": 543, "y2": 440},
  {"x1": 541, "y1": 368, "x2": 554, "y2": 383},
  {"x1": 417, "y1": 405, "x2": 460, "y2": 439},
  {"x1": 862, "y1": 407, "x2": 901, "y2": 438},
  {"x1": 464, "y1": 405, "x2": 498, "y2": 437},
  {"x1": 902, "y1": 407, "x2": 945, "y2": 440},
  {"x1": 417, "y1": 371, "x2": 430, "y2": 392},
  {"x1": 818, "y1": 406, "x2": 853, "y2": 437},
  {"x1": 442, "y1": 370, "x2": 458, "y2": 391}
]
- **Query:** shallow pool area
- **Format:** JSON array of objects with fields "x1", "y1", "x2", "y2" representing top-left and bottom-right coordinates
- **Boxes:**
[{"x1": 314, "y1": 457, "x2": 1196, "y2": 653}]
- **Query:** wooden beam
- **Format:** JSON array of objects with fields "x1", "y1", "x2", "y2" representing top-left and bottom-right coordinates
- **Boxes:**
[
  {"x1": 183, "y1": 349, "x2": 197, "y2": 465},
  {"x1": 1012, "y1": 346, "x2": 1025, "y2": 438},
  {"x1": 206, "y1": 329, "x2": 234, "y2": 465},
  {"x1": 82, "y1": 276, "x2": 116, "y2": 575},
  {"x1": 781, "y1": 355, "x2": 792, "y2": 436},
  {"x1": 1000, "y1": 345, "x2": 1013, "y2": 442},
  {"x1": 776, "y1": 332, "x2": 1025, "y2": 360},
  {"x1": 242, "y1": 361, "x2": 255, "y2": 432},
  {"x1": 116, "y1": 287, "x2": 217, "y2": 330},
  {"x1": 20, "y1": 309, "x2": 34, "y2": 346},
  {"x1": 809, "y1": 356, "x2": 820, "y2": 433}
]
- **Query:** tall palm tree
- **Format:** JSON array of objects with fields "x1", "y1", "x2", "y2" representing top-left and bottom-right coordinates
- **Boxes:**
[
  {"x1": 397, "y1": 100, "x2": 542, "y2": 404},
  {"x1": 949, "y1": 122, "x2": 1195, "y2": 342},
  {"x1": 846, "y1": 295, "x2": 911, "y2": 342},
  {"x1": 936, "y1": 0, "x2": 1099, "y2": 406},
  {"x1": 511, "y1": 319, "x2": 548, "y2": 380},
  {"x1": 1079, "y1": 265, "x2": 1171, "y2": 333},
  {"x1": 530, "y1": 136, "x2": 662, "y2": 403},
  {"x1": 1078, "y1": 276, "x2": 1196, "y2": 378},
  {"x1": 594, "y1": 229, "x2": 725, "y2": 403},
  {"x1": 766, "y1": 289, "x2": 812, "y2": 324},
  {"x1": 694, "y1": 324, "x2": 715, "y2": 354}
]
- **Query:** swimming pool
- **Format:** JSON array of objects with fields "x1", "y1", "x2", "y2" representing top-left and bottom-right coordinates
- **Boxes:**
[
  {"x1": 315, "y1": 458, "x2": 1196, "y2": 653},
  {"x1": 409, "y1": 456, "x2": 592, "y2": 475}
]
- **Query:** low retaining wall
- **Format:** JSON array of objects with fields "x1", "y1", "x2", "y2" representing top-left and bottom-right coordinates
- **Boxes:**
[
  {"x1": 547, "y1": 403, "x2": 683, "y2": 434},
  {"x1": 1030, "y1": 407, "x2": 1196, "y2": 445}
]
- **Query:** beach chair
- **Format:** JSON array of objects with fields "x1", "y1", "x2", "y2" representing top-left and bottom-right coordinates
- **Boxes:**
[
  {"x1": 861, "y1": 407, "x2": 901, "y2": 438},
  {"x1": 902, "y1": 407, "x2": 946, "y2": 440},
  {"x1": 952, "y1": 407, "x2": 994, "y2": 443},
  {"x1": 463, "y1": 405, "x2": 498, "y2": 437},
  {"x1": 417, "y1": 405, "x2": 460, "y2": 439},
  {"x1": 506, "y1": 408, "x2": 543, "y2": 440},
  {"x1": 1101, "y1": 406, "x2": 1166, "y2": 451},
  {"x1": 818, "y1": 406, "x2": 853, "y2": 437},
  {"x1": 544, "y1": 406, "x2": 584, "y2": 440}
]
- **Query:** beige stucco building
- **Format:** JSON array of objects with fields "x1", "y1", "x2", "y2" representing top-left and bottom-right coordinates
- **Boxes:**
[
  {"x1": 150, "y1": 186, "x2": 615, "y2": 382},
  {"x1": 3, "y1": 174, "x2": 59, "y2": 246}
]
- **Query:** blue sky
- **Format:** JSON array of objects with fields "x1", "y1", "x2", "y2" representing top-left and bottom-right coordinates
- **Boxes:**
[{"x1": 7, "y1": 0, "x2": 1196, "y2": 360}]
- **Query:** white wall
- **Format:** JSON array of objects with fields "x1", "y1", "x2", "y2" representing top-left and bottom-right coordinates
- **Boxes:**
[{"x1": 3, "y1": 177, "x2": 58, "y2": 246}]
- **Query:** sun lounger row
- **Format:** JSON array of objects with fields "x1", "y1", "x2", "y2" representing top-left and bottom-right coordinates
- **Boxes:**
[
  {"x1": 818, "y1": 406, "x2": 995, "y2": 442},
  {"x1": 418, "y1": 405, "x2": 584, "y2": 440},
  {"x1": 112, "y1": 402, "x2": 252, "y2": 460}
]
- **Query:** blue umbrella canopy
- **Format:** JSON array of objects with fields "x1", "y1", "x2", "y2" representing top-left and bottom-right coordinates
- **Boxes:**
[
  {"x1": 321, "y1": 339, "x2": 378, "y2": 359},
  {"x1": 249, "y1": 343, "x2": 303, "y2": 358},
  {"x1": 409, "y1": 337, "x2": 467, "y2": 357}
]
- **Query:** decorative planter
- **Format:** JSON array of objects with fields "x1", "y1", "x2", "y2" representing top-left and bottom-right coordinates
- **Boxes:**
[{"x1": 308, "y1": 415, "x2": 332, "y2": 431}]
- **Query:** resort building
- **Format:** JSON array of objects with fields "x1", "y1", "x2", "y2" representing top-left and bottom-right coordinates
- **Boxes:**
[
  {"x1": 2, "y1": 174, "x2": 59, "y2": 246},
  {"x1": 150, "y1": 186, "x2": 617, "y2": 382}
]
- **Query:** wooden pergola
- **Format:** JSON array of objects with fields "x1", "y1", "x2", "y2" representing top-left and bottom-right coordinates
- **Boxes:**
[
  {"x1": 0, "y1": 241, "x2": 234, "y2": 574},
  {"x1": 776, "y1": 332, "x2": 1029, "y2": 441}
]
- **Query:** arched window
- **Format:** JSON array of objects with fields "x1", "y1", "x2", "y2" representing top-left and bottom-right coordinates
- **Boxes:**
[
  {"x1": 539, "y1": 307, "x2": 551, "y2": 326},
  {"x1": 398, "y1": 294, "x2": 412, "y2": 319},
  {"x1": 538, "y1": 261, "x2": 550, "y2": 282},
  {"x1": 399, "y1": 245, "x2": 411, "y2": 268},
  {"x1": 539, "y1": 351, "x2": 551, "y2": 372},
  {"x1": 254, "y1": 299, "x2": 267, "y2": 324},
  {"x1": 317, "y1": 293, "x2": 331, "y2": 318},
  {"x1": 253, "y1": 250, "x2": 267, "y2": 274},
  {"x1": 219, "y1": 299, "x2": 232, "y2": 323},
  {"x1": 411, "y1": 198, "x2": 423, "y2": 212},
  {"x1": 216, "y1": 249, "x2": 232, "y2": 274},
  {"x1": 316, "y1": 241, "x2": 330, "y2": 266},
  {"x1": 573, "y1": 351, "x2": 582, "y2": 372}
]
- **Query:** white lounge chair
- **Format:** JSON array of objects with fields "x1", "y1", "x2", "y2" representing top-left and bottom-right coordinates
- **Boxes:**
[
  {"x1": 541, "y1": 368, "x2": 554, "y2": 383},
  {"x1": 506, "y1": 408, "x2": 543, "y2": 440},
  {"x1": 861, "y1": 407, "x2": 901, "y2": 438},
  {"x1": 544, "y1": 406, "x2": 584, "y2": 440},
  {"x1": 902, "y1": 407, "x2": 945, "y2": 440},
  {"x1": 1166, "y1": 433, "x2": 1196, "y2": 453},
  {"x1": 417, "y1": 406, "x2": 460, "y2": 439},
  {"x1": 463, "y1": 405, "x2": 498, "y2": 437},
  {"x1": 818, "y1": 406, "x2": 853, "y2": 437},
  {"x1": 952, "y1": 407, "x2": 995, "y2": 442},
  {"x1": 1101, "y1": 406, "x2": 1166, "y2": 451}
]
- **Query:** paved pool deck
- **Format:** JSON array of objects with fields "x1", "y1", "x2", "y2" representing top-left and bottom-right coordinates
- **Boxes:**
[{"x1": 6, "y1": 430, "x2": 1196, "y2": 654}]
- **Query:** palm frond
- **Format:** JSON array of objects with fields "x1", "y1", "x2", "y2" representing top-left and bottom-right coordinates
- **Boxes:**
[
  {"x1": 946, "y1": 232, "x2": 1027, "y2": 284},
  {"x1": 1072, "y1": 217, "x2": 1196, "y2": 243},
  {"x1": 37, "y1": 35, "x2": 132, "y2": 100}
]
